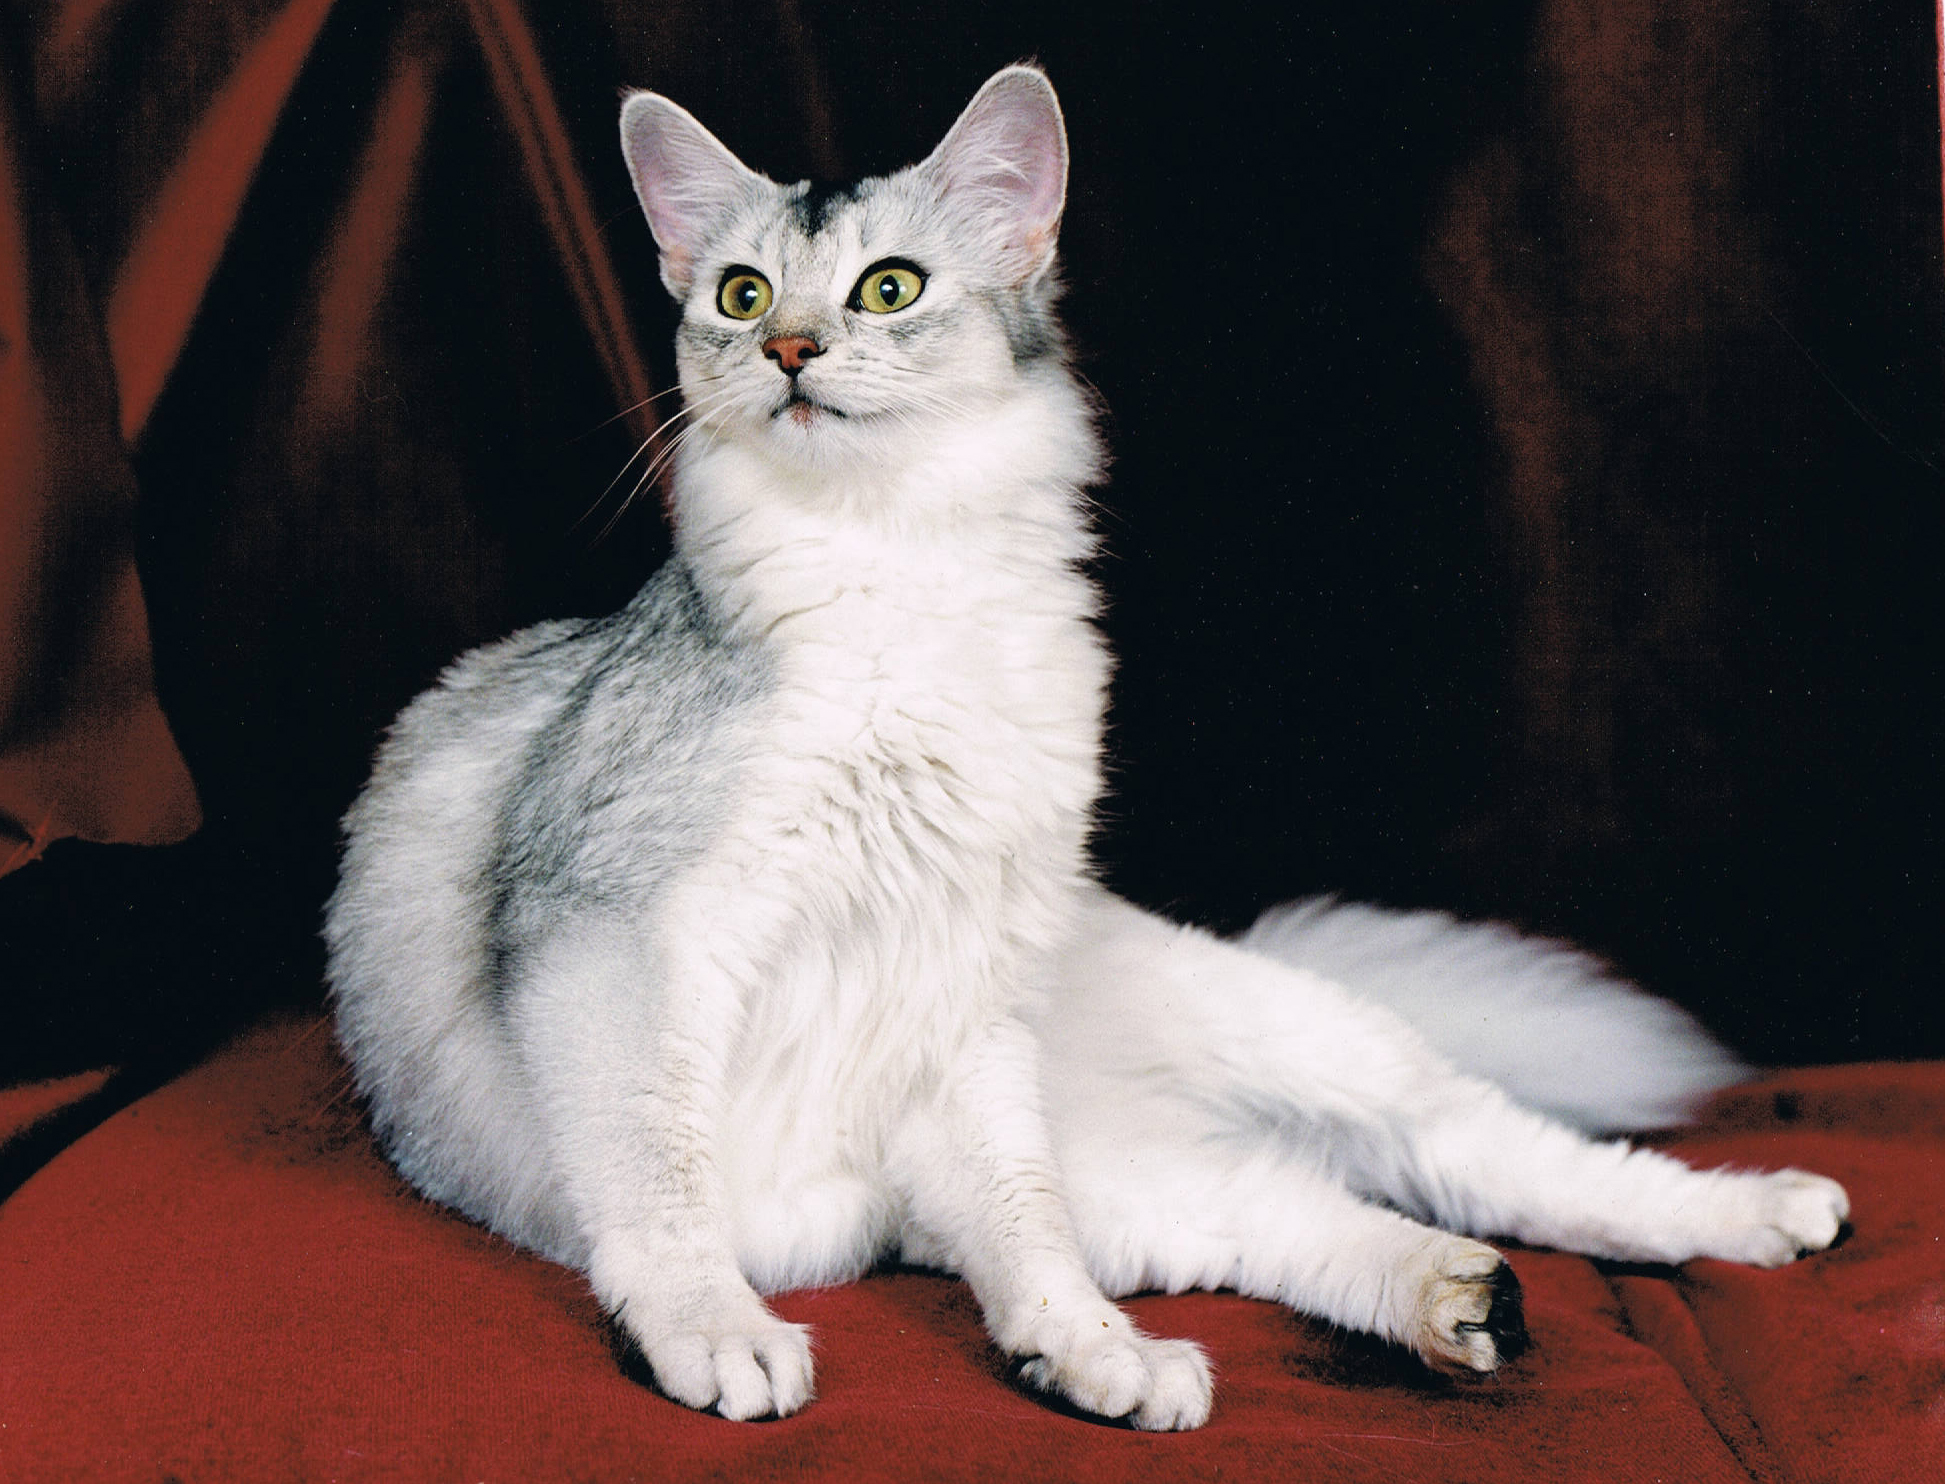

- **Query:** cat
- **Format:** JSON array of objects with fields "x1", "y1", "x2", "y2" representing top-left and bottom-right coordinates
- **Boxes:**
[{"x1": 324, "y1": 65, "x2": 1850, "y2": 1431}]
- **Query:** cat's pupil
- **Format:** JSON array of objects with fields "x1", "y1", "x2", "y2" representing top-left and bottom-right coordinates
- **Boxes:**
[
  {"x1": 736, "y1": 282, "x2": 759, "y2": 312},
  {"x1": 875, "y1": 275, "x2": 898, "y2": 306}
]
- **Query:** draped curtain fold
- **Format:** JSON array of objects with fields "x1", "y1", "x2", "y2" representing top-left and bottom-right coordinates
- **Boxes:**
[{"x1": 0, "y1": 0, "x2": 656, "y2": 875}]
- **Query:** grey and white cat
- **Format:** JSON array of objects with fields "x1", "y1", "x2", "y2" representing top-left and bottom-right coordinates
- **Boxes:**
[{"x1": 325, "y1": 66, "x2": 1848, "y2": 1430}]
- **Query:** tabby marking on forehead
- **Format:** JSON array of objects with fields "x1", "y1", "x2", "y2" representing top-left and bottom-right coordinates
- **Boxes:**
[{"x1": 789, "y1": 180, "x2": 864, "y2": 235}]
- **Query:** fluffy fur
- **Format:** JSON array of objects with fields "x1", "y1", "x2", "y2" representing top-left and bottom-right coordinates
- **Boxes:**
[{"x1": 325, "y1": 67, "x2": 1847, "y2": 1431}]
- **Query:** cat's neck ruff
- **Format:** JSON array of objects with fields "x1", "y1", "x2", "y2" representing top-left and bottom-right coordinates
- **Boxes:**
[{"x1": 669, "y1": 369, "x2": 1104, "y2": 659}]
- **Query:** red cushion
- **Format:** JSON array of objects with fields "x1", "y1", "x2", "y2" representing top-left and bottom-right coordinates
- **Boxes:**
[{"x1": 2, "y1": 1020, "x2": 1938, "y2": 1482}]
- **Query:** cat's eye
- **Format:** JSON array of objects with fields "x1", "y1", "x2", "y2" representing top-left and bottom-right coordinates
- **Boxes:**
[
  {"x1": 717, "y1": 268, "x2": 773, "y2": 320},
  {"x1": 852, "y1": 261, "x2": 925, "y2": 315}
]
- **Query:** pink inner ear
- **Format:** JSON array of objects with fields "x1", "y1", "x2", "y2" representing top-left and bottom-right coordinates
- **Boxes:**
[
  {"x1": 933, "y1": 71, "x2": 1069, "y2": 257},
  {"x1": 1006, "y1": 98, "x2": 1067, "y2": 230},
  {"x1": 619, "y1": 94, "x2": 753, "y2": 276},
  {"x1": 658, "y1": 243, "x2": 695, "y2": 288}
]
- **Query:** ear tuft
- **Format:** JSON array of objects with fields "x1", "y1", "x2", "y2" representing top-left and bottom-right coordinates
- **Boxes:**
[
  {"x1": 920, "y1": 66, "x2": 1069, "y2": 283},
  {"x1": 619, "y1": 91, "x2": 761, "y2": 297}
]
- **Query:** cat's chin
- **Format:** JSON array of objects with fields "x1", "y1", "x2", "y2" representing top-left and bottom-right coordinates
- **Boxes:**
[
  {"x1": 770, "y1": 393, "x2": 847, "y2": 430},
  {"x1": 753, "y1": 400, "x2": 901, "y2": 473}
]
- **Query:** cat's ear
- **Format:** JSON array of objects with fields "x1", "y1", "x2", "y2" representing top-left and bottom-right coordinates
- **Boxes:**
[
  {"x1": 620, "y1": 91, "x2": 762, "y2": 297},
  {"x1": 919, "y1": 66, "x2": 1068, "y2": 283}
]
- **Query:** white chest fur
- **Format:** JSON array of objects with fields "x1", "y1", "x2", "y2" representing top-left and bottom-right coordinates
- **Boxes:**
[
  {"x1": 667, "y1": 435, "x2": 1108, "y2": 1287},
  {"x1": 673, "y1": 414, "x2": 1110, "y2": 942},
  {"x1": 700, "y1": 515, "x2": 1108, "y2": 1046}
]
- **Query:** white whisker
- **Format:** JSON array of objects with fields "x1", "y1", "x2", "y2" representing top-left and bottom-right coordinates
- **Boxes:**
[
  {"x1": 579, "y1": 381, "x2": 749, "y2": 533},
  {"x1": 591, "y1": 392, "x2": 747, "y2": 544}
]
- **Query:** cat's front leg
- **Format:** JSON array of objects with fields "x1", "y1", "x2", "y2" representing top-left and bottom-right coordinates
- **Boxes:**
[
  {"x1": 508, "y1": 915, "x2": 813, "y2": 1420},
  {"x1": 890, "y1": 1015, "x2": 1214, "y2": 1431}
]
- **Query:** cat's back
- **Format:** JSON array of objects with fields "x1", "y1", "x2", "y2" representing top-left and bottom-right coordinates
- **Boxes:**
[
  {"x1": 325, "y1": 611, "x2": 589, "y2": 1002},
  {"x1": 329, "y1": 557, "x2": 767, "y2": 985}
]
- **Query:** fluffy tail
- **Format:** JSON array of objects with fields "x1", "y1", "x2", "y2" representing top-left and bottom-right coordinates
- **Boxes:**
[{"x1": 1238, "y1": 898, "x2": 1749, "y2": 1134}]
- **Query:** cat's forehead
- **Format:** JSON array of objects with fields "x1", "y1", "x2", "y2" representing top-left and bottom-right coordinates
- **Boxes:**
[
  {"x1": 729, "y1": 169, "x2": 938, "y2": 270},
  {"x1": 786, "y1": 180, "x2": 866, "y2": 236}
]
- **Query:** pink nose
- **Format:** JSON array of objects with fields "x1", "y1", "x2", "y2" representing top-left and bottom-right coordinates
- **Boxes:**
[{"x1": 762, "y1": 335, "x2": 824, "y2": 375}]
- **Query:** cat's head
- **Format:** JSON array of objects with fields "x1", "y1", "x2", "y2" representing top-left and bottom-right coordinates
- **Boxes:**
[{"x1": 619, "y1": 66, "x2": 1078, "y2": 483}]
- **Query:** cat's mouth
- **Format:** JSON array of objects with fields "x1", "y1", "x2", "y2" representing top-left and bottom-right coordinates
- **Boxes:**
[{"x1": 772, "y1": 385, "x2": 848, "y2": 427}]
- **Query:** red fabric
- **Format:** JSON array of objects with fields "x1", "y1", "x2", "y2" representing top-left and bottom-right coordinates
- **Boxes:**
[{"x1": 1, "y1": 1019, "x2": 1938, "y2": 1482}]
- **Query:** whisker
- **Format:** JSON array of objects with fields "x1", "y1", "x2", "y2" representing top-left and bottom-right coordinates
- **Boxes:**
[
  {"x1": 568, "y1": 382, "x2": 690, "y2": 443},
  {"x1": 592, "y1": 394, "x2": 747, "y2": 544},
  {"x1": 578, "y1": 382, "x2": 749, "y2": 531}
]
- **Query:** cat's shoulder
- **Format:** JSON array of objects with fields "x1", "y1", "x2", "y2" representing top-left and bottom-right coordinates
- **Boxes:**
[
  {"x1": 488, "y1": 557, "x2": 776, "y2": 784},
  {"x1": 412, "y1": 559, "x2": 750, "y2": 707}
]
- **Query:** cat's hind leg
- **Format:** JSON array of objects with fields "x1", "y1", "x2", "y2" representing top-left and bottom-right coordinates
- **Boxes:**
[
  {"x1": 1047, "y1": 890, "x2": 1847, "y2": 1277},
  {"x1": 1053, "y1": 1103, "x2": 1531, "y2": 1373},
  {"x1": 1353, "y1": 1076, "x2": 1851, "y2": 1269}
]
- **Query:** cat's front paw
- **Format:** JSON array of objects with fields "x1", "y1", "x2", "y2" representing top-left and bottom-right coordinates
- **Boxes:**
[
  {"x1": 1697, "y1": 1168, "x2": 1850, "y2": 1268},
  {"x1": 613, "y1": 1282, "x2": 814, "y2": 1421},
  {"x1": 1409, "y1": 1238, "x2": 1528, "y2": 1374},
  {"x1": 1017, "y1": 1327, "x2": 1213, "y2": 1431}
]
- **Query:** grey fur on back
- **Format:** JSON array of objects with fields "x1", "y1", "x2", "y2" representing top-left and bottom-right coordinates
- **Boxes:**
[{"x1": 486, "y1": 563, "x2": 775, "y2": 989}]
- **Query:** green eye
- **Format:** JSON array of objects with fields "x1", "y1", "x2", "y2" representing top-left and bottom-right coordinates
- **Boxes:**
[
  {"x1": 853, "y1": 262, "x2": 925, "y2": 314},
  {"x1": 717, "y1": 269, "x2": 773, "y2": 320}
]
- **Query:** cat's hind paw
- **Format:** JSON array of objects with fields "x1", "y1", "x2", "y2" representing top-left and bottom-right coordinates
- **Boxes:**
[
  {"x1": 1410, "y1": 1239, "x2": 1528, "y2": 1374},
  {"x1": 1017, "y1": 1329, "x2": 1214, "y2": 1431},
  {"x1": 1699, "y1": 1168, "x2": 1850, "y2": 1268}
]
